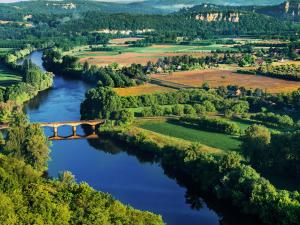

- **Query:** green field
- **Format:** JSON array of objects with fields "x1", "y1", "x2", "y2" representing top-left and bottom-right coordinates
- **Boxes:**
[
  {"x1": 70, "y1": 44, "x2": 237, "y2": 58},
  {"x1": 0, "y1": 48, "x2": 14, "y2": 57},
  {"x1": 138, "y1": 120, "x2": 241, "y2": 151},
  {"x1": 0, "y1": 64, "x2": 22, "y2": 87}
]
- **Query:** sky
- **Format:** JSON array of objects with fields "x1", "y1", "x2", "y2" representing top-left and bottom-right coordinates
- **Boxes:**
[{"x1": 0, "y1": 0, "x2": 142, "y2": 2}]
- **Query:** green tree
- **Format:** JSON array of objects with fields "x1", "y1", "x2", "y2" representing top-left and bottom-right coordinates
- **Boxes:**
[
  {"x1": 115, "y1": 109, "x2": 134, "y2": 125},
  {"x1": 172, "y1": 104, "x2": 184, "y2": 116},
  {"x1": 80, "y1": 87, "x2": 121, "y2": 119},
  {"x1": 0, "y1": 194, "x2": 17, "y2": 225},
  {"x1": 4, "y1": 124, "x2": 50, "y2": 172},
  {"x1": 242, "y1": 124, "x2": 271, "y2": 167}
]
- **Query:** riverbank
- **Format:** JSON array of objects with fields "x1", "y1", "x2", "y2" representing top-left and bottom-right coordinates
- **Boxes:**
[
  {"x1": 0, "y1": 49, "x2": 53, "y2": 105},
  {"x1": 101, "y1": 125, "x2": 300, "y2": 225}
]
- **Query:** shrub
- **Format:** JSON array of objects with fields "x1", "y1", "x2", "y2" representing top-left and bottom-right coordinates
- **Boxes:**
[
  {"x1": 202, "y1": 100, "x2": 216, "y2": 112},
  {"x1": 172, "y1": 104, "x2": 184, "y2": 116},
  {"x1": 251, "y1": 112, "x2": 294, "y2": 127},
  {"x1": 151, "y1": 104, "x2": 164, "y2": 116},
  {"x1": 194, "y1": 104, "x2": 206, "y2": 115},
  {"x1": 180, "y1": 116, "x2": 241, "y2": 135},
  {"x1": 115, "y1": 109, "x2": 134, "y2": 125},
  {"x1": 141, "y1": 107, "x2": 153, "y2": 117},
  {"x1": 184, "y1": 104, "x2": 196, "y2": 115}
]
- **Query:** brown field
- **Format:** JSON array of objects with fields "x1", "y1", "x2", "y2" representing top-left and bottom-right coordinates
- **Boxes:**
[
  {"x1": 151, "y1": 69, "x2": 300, "y2": 93},
  {"x1": 0, "y1": 20, "x2": 32, "y2": 27},
  {"x1": 272, "y1": 61, "x2": 300, "y2": 66},
  {"x1": 114, "y1": 83, "x2": 175, "y2": 96},
  {"x1": 0, "y1": 20, "x2": 10, "y2": 24},
  {"x1": 110, "y1": 38, "x2": 144, "y2": 45},
  {"x1": 80, "y1": 52, "x2": 210, "y2": 67}
]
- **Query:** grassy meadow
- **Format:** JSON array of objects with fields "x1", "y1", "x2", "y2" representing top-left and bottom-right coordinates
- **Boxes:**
[
  {"x1": 138, "y1": 120, "x2": 241, "y2": 152},
  {"x1": 0, "y1": 64, "x2": 22, "y2": 87},
  {"x1": 0, "y1": 48, "x2": 14, "y2": 57}
]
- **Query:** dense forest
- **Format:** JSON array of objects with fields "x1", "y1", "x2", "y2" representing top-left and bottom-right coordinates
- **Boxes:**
[{"x1": 0, "y1": 2, "x2": 297, "y2": 46}]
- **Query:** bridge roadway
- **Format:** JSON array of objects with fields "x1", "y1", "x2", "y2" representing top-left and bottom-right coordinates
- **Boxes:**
[
  {"x1": 41, "y1": 119, "x2": 106, "y2": 138},
  {"x1": 39, "y1": 119, "x2": 105, "y2": 128}
]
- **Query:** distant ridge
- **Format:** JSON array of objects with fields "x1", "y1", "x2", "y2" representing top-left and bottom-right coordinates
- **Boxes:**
[
  {"x1": 1, "y1": 0, "x2": 299, "y2": 22},
  {"x1": 257, "y1": 0, "x2": 300, "y2": 21}
]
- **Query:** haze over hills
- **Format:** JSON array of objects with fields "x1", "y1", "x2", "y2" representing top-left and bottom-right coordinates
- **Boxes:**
[
  {"x1": 1, "y1": 0, "x2": 299, "y2": 21},
  {"x1": 1, "y1": 0, "x2": 285, "y2": 7},
  {"x1": 0, "y1": 0, "x2": 165, "y2": 16},
  {"x1": 141, "y1": 0, "x2": 284, "y2": 9}
]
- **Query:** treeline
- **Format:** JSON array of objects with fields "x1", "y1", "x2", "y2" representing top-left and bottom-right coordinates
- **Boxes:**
[
  {"x1": 120, "y1": 89, "x2": 249, "y2": 114},
  {"x1": 128, "y1": 40, "x2": 152, "y2": 47},
  {"x1": 80, "y1": 86, "x2": 250, "y2": 120},
  {"x1": 179, "y1": 115, "x2": 241, "y2": 135},
  {"x1": 153, "y1": 54, "x2": 220, "y2": 71},
  {"x1": 106, "y1": 126, "x2": 300, "y2": 225},
  {"x1": 140, "y1": 103, "x2": 216, "y2": 117},
  {"x1": 0, "y1": 21, "x2": 112, "y2": 51},
  {"x1": 244, "y1": 87, "x2": 300, "y2": 115},
  {"x1": 59, "y1": 11, "x2": 295, "y2": 39},
  {"x1": 153, "y1": 52, "x2": 260, "y2": 71},
  {"x1": 256, "y1": 64, "x2": 300, "y2": 81},
  {"x1": 270, "y1": 88, "x2": 300, "y2": 110},
  {"x1": 43, "y1": 48, "x2": 148, "y2": 87},
  {"x1": 0, "y1": 48, "x2": 53, "y2": 104},
  {"x1": 242, "y1": 124, "x2": 300, "y2": 179},
  {"x1": 90, "y1": 46, "x2": 114, "y2": 52},
  {"x1": 251, "y1": 112, "x2": 294, "y2": 127},
  {"x1": 0, "y1": 104, "x2": 164, "y2": 225}
]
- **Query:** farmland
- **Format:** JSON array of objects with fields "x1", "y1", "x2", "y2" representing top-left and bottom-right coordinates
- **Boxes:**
[
  {"x1": 73, "y1": 43, "x2": 235, "y2": 66},
  {"x1": 0, "y1": 48, "x2": 14, "y2": 57},
  {"x1": 151, "y1": 69, "x2": 300, "y2": 93},
  {"x1": 114, "y1": 83, "x2": 175, "y2": 96},
  {"x1": 0, "y1": 64, "x2": 22, "y2": 87},
  {"x1": 138, "y1": 120, "x2": 241, "y2": 151}
]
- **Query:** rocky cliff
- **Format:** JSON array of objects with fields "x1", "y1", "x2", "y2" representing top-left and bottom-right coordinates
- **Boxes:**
[
  {"x1": 257, "y1": 0, "x2": 300, "y2": 21},
  {"x1": 195, "y1": 12, "x2": 241, "y2": 22}
]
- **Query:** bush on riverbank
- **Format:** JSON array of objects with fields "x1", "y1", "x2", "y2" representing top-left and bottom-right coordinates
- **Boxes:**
[
  {"x1": 0, "y1": 48, "x2": 53, "y2": 104},
  {"x1": 242, "y1": 124, "x2": 300, "y2": 179},
  {"x1": 42, "y1": 48, "x2": 144, "y2": 87}
]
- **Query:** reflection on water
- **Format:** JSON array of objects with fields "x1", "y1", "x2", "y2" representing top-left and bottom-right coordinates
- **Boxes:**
[
  {"x1": 48, "y1": 138, "x2": 220, "y2": 225},
  {"x1": 24, "y1": 51, "x2": 265, "y2": 225}
]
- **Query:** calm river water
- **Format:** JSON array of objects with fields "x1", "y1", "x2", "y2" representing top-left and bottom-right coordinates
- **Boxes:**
[{"x1": 23, "y1": 51, "x2": 262, "y2": 225}]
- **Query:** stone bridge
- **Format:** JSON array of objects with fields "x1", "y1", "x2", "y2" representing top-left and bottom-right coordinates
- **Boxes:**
[
  {"x1": 0, "y1": 119, "x2": 106, "y2": 140},
  {"x1": 39, "y1": 120, "x2": 106, "y2": 138}
]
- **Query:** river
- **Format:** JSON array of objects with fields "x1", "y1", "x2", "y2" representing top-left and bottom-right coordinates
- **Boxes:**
[{"x1": 23, "y1": 51, "x2": 262, "y2": 225}]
